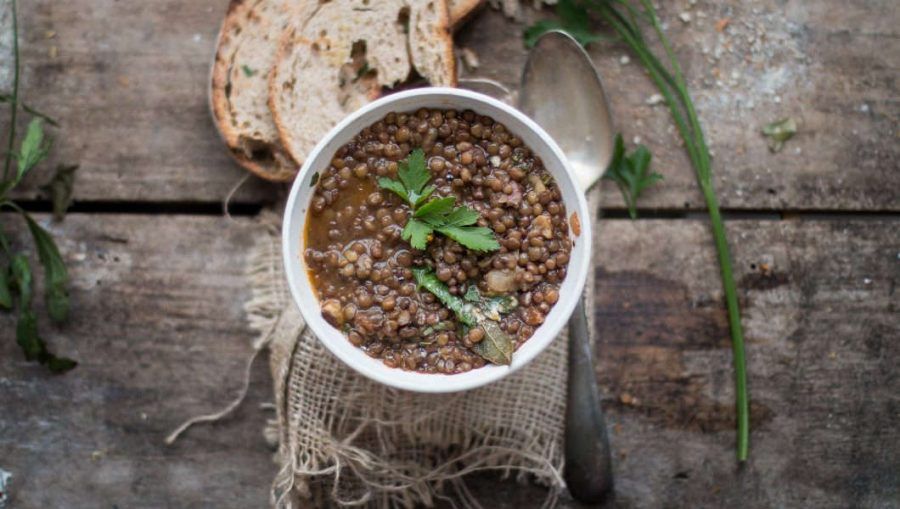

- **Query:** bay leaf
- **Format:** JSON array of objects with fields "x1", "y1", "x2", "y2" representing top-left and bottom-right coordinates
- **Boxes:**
[{"x1": 472, "y1": 320, "x2": 513, "y2": 365}]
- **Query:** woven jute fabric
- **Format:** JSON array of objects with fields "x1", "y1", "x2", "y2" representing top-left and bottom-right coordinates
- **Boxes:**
[{"x1": 245, "y1": 214, "x2": 569, "y2": 508}]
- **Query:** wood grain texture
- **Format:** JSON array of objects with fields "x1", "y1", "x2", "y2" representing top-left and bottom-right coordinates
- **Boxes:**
[
  {"x1": 1, "y1": 0, "x2": 278, "y2": 203},
  {"x1": 0, "y1": 214, "x2": 275, "y2": 508},
  {"x1": 455, "y1": 2, "x2": 900, "y2": 211},
  {"x1": 1, "y1": 215, "x2": 896, "y2": 507},
  {"x1": 0, "y1": 0, "x2": 894, "y2": 209}
]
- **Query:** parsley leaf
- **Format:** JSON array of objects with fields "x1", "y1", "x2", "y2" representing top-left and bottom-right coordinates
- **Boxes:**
[
  {"x1": 377, "y1": 176, "x2": 408, "y2": 202},
  {"x1": 397, "y1": 148, "x2": 429, "y2": 197},
  {"x1": 401, "y1": 218, "x2": 433, "y2": 250},
  {"x1": 377, "y1": 150, "x2": 499, "y2": 252},
  {"x1": 442, "y1": 207, "x2": 480, "y2": 227},
  {"x1": 436, "y1": 226, "x2": 500, "y2": 252},
  {"x1": 241, "y1": 65, "x2": 257, "y2": 77},
  {"x1": 602, "y1": 134, "x2": 663, "y2": 219},
  {"x1": 414, "y1": 196, "x2": 456, "y2": 222}
]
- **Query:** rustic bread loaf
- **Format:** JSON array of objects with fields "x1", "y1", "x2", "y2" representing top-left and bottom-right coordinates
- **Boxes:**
[{"x1": 268, "y1": 0, "x2": 456, "y2": 169}]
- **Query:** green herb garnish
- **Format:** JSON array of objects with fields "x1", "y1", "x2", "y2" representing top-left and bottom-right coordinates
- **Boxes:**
[
  {"x1": 603, "y1": 134, "x2": 663, "y2": 219},
  {"x1": 241, "y1": 64, "x2": 257, "y2": 77},
  {"x1": 527, "y1": 0, "x2": 750, "y2": 461},
  {"x1": 378, "y1": 149, "x2": 499, "y2": 252},
  {"x1": 412, "y1": 267, "x2": 516, "y2": 365},
  {"x1": 1, "y1": 0, "x2": 77, "y2": 373}
]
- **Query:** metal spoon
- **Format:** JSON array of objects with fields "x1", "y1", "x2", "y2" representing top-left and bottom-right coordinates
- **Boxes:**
[{"x1": 519, "y1": 31, "x2": 615, "y2": 504}]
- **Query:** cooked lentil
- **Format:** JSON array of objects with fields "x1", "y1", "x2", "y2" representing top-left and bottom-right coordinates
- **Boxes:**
[{"x1": 304, "y1": 108, "x2": 572, "y2": 374}]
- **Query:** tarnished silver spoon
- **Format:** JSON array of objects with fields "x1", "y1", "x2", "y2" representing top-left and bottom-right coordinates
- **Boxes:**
[{"x1": 520, "y1": 31, "x2": 615, "y2": 504}]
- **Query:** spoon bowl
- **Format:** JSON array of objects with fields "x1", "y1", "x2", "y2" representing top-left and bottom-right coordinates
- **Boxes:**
[{"x1": 520, "y1": 31, "x2": 616, "y2": 191}]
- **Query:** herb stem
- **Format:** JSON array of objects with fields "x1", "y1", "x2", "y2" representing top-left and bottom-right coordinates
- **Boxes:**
[
  {"x1": 3, "y1": 0, "x2": 19, "y2": 183},
  {"x1": 593, "y1": 0, "x2": 749, "y2": 461}
]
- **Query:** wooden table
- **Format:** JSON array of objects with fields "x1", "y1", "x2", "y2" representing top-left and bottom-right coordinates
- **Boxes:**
[{"x1": 1, "y1": 1, "x2": 897, "y2": 507}]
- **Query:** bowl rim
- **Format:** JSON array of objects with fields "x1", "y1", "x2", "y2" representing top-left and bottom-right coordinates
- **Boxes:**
[{"x1": 282, "y1": 87, "x2": 591, "y2": 393}]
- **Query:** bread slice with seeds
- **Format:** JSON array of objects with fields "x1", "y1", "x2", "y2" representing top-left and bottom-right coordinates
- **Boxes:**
[{"x1": 268, "y1": 0, "x2": 456, "y2": 168}]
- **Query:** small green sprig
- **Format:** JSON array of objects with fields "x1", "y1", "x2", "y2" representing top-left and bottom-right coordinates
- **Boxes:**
[
  {"x1": 378, "y1": 149, "x2": 499, "y2": 252},
  {"x1": 603, "y1": 134, "x2": 663, "y2": 219},
  {"x1": 1, "y1": 0, "x2": 77, "y2": 373}
]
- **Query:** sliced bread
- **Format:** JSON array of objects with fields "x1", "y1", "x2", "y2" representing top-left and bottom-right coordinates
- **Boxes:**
[
  {"x1": 268, "y1": 0, "x2": 456, "y2": 169},
  {"x1": 448, "y1": 0, "x2": 484, "y2": 27},
  {"x1": 210, "y1": 0, "x2": 312, "y2": 182}
]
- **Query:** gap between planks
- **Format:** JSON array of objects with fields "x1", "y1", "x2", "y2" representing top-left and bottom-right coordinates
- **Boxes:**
[{"x1": 5, "y1": 199, "x2": 900, "y2": 221}]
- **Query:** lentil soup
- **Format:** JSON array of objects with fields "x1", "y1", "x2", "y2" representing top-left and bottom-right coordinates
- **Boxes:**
[{"x1": 303, "y1": 108, "x2": 572, "y2": 374}]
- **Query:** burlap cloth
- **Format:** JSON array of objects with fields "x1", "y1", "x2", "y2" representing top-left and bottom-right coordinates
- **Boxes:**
[{"x1": 245, "y1": 213, "x2": 572, "y2": 508}]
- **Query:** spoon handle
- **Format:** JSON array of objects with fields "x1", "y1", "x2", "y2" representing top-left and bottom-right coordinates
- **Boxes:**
[{"x1": 564, "y1": 297, "x2": 614, "y2": 503}]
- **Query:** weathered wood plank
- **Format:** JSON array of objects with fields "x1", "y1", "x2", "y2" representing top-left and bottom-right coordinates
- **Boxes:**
[
  {"x1": 0, "y1": 214, "x2": 275, "y2": 507},
  {"x1": 1, "y1": 0, "x2": 277, "y2": 204},
  {"x1": 1, "y1": 215, "x2": 896, "y2": 507},
  {"x1": 1, "y1": 0, "x2": 896, "y2": 208},
  {"x1": 456, "y1": 1, "x2": 900, "y2": 211}
]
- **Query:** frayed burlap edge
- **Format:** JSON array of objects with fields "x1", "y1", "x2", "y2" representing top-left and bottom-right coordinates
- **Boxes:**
[{"x1": 245, "y1": 211, "x2": 570, "y2": 509}]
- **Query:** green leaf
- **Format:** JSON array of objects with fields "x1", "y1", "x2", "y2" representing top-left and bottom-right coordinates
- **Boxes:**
[
  {"x1": 10, "y1": 253, "x2": 32, "y2": 307},
  {"x1": 761, "y1": 117, "x2": 797, "y2": 153},
  {"x1": 40, "y1": 164, "x2": 78, "y2": 221},
  {"x1": 46, "y1": 355, "x2": 77, "y2": 373},
  {"x1": 414, "y1": 196, "x2": 456, "y2": 222},
  {"x1": 401, "y1": 218, "x2": 433, "y2": 250},
  {"x1": 412, "y1": 267, "x2": 477, "y2": 326},
  {"x1": 472, "y1": 320, "x2": 514, "y2": 365},
  {"x1": 412, "y1": 184, "x2": 436, "y2": 207},
  {"x1": 16, "y1": 308, "x2": 43, "y2": 361},
  {"x1": 16, "y1": 118, "x2": 52, "y2": 185},
  {"x1": 241, "y1": 64, "x2": 257, "y2": 77},
  {"x1": 0, "y1": 264, "x2": 12, "y2": 309},
  {"x1": 602, "y1": 133, "x2": 662, "y2": 219},
  {"x1": 377, "y1": 176, "x2": 410, "y2": 203},
  {"x1": 397, "y1": 148, "x2": 429, "y2": 194},
  {"x1": 24, "y1": 214, "x2": 69, "y2": 322},
  {"x1": 15, "y1": 306, "x2": 77, "y2": 372},
  {"x1": 436, "y1": 225, "x2": 500, "y2": 252},
  {"x1": 463, "y1": 285, "x2": 481, "y2": 302},
  {"x1": 442, "y1": 207, "x2": 480, "y2": 227}
]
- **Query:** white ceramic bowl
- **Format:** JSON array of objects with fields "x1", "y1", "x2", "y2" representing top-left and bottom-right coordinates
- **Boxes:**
[{"x1": 283, "y1": 87, "x2": 591, "y2": 393}]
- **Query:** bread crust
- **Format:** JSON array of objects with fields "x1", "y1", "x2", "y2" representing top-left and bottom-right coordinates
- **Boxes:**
[
  {"x1": 210, "y1": 0, "x2": 299, "y2": 182},
  {"x1": 448, "y1": 0, "x2": 484, "y2": 29},
  {"x1": 268, "y1": 0, "x2": 458, "y2": 167}
]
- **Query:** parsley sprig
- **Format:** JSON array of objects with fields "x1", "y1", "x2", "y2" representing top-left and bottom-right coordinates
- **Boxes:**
[
  {"x1": 603, "y1": 134, "x2": 663, "y2": 219},
  {"x1": 378, "y1": 149, "x2": 499, "y2": 252}
]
